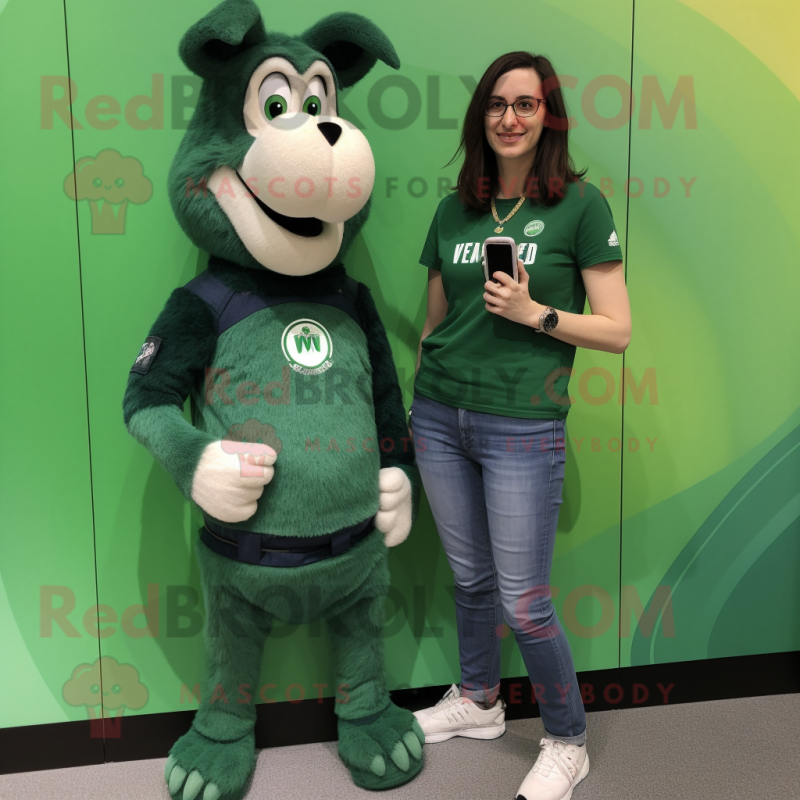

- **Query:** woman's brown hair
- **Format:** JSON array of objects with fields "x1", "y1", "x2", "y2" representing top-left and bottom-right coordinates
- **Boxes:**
[{"x1": 448, "y1": 52, "x2": 585, "y2": 211}]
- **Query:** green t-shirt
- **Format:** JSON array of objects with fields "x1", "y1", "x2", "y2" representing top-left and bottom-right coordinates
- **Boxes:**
[{"x1": 415, "y1": 179, "x2": 622, "y2": 420}]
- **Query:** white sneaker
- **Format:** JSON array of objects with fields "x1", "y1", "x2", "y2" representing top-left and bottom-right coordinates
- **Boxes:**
[
  {"x1": 516, "y1": 737, "x2": 590, "y2": 800},
  {"x1": 412, "y1": 684, "x2": 506, "y2": 744}
]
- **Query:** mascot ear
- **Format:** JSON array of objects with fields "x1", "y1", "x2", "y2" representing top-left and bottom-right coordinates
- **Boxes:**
[
  {"x1": 179, "y1": 0, "x2": 268, "y2": 78},
  {"x1": 300, "y1": 12, "x2": 400, "y2": 89}
]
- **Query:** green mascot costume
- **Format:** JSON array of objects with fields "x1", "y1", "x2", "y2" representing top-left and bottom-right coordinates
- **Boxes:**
[{"x1": 122, "y1": 1, "x2": 424, "y2": 797}]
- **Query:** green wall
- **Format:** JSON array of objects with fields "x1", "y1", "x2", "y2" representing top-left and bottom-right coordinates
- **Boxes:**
[{"x1": 1, "y1": 0, "x2": 797, "y2": 730}]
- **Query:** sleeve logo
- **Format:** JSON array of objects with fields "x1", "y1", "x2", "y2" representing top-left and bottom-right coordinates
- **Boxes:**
[
  {"x1": 608, "y1": 231, "x2": 619, "y2": 246},
  {"x1": 130, "y1": 336, "x2": 162, "y2": 375}
]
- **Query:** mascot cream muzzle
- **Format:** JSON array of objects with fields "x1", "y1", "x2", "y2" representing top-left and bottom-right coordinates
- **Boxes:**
[{"x1": 209, "y1": 57, "x2": 375, "y2": 276}]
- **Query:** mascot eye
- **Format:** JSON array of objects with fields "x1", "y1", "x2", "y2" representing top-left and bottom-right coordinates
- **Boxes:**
[
  {"x1": 92, "y1": 177, "x2": 102, "y2": 188},
  {"x1": 90, "y1": 684, "x2": 100, "y2": 694},
  {"x1": 257, "y1": 72, "x2": 292, "y2": 125},
  {"x1": 264, "y1": 95, "x2": 287, "y2": 120},
  {"x1": 303, "y1": 96, "x2": 321, "y2": 116},
  {"x1": 114, "y1": 178, "x2": 125, "y2": 188},
  {"x1": 302, "y1": 76, "x2": 327, "y2": 117}
]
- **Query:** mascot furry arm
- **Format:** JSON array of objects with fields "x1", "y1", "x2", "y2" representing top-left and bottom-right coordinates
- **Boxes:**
[{"x1": 122, "y1": 1, "x2": 423, "y2": 797}]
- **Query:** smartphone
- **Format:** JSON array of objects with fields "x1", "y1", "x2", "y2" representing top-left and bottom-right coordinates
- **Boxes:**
[{"x1": 482, "y1": 236, "x2": 518, "y2": 283}]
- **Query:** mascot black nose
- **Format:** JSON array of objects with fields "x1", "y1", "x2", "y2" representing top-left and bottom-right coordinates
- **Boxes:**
[{"x1": 317, "y1": 121, "x2": 342, "y2": 146}]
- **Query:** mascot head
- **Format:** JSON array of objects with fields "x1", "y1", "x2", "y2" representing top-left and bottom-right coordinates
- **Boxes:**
[{"x1": 168, "y1": 0, "x2": 399, "y2": 276}]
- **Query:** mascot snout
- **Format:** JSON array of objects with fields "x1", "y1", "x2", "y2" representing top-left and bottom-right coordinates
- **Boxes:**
[{"x1": 236, "y1": 113, "x2": 375, "y2": 222}]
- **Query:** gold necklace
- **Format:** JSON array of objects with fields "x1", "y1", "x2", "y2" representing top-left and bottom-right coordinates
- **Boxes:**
[{"x1": 491, "y1": 195, "x2": 527, "y2": 233}]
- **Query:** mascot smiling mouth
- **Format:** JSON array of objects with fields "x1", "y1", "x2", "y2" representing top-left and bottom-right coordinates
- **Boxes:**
[{"x1": 235, "y1": 170, "x2": 323, "y2": 238}]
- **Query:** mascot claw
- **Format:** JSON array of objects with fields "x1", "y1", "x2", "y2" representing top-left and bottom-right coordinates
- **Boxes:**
[
  {"x1": 165, "y1": 728, "x2": 254, "y2": 800},
  {"x1": 338, "y1": 704, "x2": 425, "y2": 790}
]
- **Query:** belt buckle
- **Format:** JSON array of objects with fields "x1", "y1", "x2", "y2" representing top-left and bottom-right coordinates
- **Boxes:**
[
  {"x1": 330, "y1": 530, "x2": 350, "y2": 557},
  {"x1": 237, "y1": 531, "x2": 262, "y2": 565}
]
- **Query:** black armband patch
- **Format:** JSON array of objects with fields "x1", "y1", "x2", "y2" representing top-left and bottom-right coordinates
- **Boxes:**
[{"x1": 130, "y1": 336, "x2": 162, "y2": 375}]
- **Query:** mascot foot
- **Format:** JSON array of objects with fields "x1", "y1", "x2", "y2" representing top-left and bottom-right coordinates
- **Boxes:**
[
  {"x1": 164, "y1": 725, "x2": 256, "y2": 800},
  {"x1": 338, "y1": 703, "x2": 425, "y2": 790}
]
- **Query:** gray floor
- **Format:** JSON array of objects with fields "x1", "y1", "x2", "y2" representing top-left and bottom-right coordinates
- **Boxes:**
[{"x1": 1, "y1": 694, "x2": 798, "y2": 800}]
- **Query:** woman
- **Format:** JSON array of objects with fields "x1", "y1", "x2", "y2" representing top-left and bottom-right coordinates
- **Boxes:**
[{"x1": 410, "y1": 52, "x2": 631, "y2": 800}]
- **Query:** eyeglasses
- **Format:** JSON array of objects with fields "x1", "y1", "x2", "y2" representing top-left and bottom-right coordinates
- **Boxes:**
[{"x1": 485, "y1": 98, "x2": 543, "y2": 117}]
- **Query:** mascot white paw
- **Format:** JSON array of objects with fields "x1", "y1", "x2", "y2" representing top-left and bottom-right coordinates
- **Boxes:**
[
  {"x1": 191, "y1": 441, "x2": 277, "y2": 523},
  {"x1": 375, "y1": 466, "x2": 413, "y2": 547}
]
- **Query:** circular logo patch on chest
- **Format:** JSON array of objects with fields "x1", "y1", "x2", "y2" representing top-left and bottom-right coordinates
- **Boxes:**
[
  {"x1": 524, "y1": 220, "x2": 545, "y2": 237},
  {"x1": 281, "y1": 319, "x2": 333, "y2": 375}
]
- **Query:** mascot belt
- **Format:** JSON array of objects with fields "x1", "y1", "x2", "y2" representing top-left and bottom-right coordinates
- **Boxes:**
[{"x1": 200, "y1": 514, "x2": 375, "y2": 567}]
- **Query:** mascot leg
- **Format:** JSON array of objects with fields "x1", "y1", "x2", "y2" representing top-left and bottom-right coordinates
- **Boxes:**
[
  {"x1": 165, "y1": 550, "x2": 270, "y2": 800},
  {"x1": 328, "y1": 553, "x2": 425, "y2": 789}
]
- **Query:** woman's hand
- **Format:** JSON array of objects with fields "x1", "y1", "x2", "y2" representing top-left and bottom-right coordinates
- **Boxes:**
[{"x1": 484, "y1": 260, "x2": 544, "y2": 327}]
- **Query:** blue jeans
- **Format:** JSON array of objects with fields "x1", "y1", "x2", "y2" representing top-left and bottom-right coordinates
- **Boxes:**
[{"x1": 411, "y1": 392, "x2": 586, "y2": 746}]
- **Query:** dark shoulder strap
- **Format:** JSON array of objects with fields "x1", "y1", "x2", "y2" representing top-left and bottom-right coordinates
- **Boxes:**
[
  {"x1": 341, "y1": 275, "x2": 359, "y2": 306},
  {"x1": 183, "y1": 271, "x2": 237, "y2": 322},
  {"x1": 184, "y1": 270, "x2": 363, "y2": 337}
]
